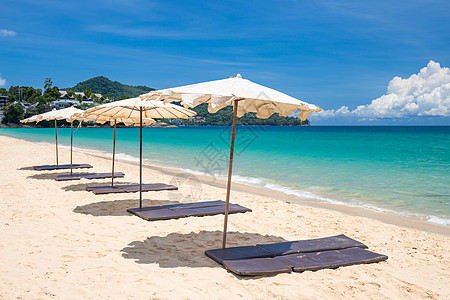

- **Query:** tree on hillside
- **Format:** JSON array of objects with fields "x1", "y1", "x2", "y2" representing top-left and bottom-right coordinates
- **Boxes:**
[
  {"x1": 2, "y1": 103, "x2": 24, "y2": 124},
  {"x1": 67, "y1": 90, "x2": 75, "y2": 98},
  {"x1": 43, "y1": 86, "x2": 60, "y2": 102},
  {"x1": 82, "y1": 86, "x2": 92, "y2": 98},
  {"x1": 91, "y1": 94, "x2": 102, "y2": 103},
  {"x1": 44, "y1": 78, "x2": 52, "y2": 90},
  {"x1": 75, "y1": 94, "x2": 83, "y2": 103},
  {"x1": 7, "y1": 86, "x2": 20, "y2": 103},
  {"x1": 21, "y1": 87, "x2": 42, "y2": 104}
]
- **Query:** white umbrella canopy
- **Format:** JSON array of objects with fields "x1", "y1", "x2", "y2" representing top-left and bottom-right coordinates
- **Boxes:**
[
  {"x1": 20, "y1": 111, "x2": 52, "y2": 123},
  {"x1": 140, "y1": 74, "x2": 322, "y2": 120},
  {"x1": 79, "y1": 97, "x2": 196, "y2": 120},
  {"x1": 35, "y1": 106, "x2": 84, "y2": 122},
  {"x1": 72, "y1": 103, "x2": 157, "y2": 187},
  {"x1": 20, "y1": 106, "x2": 84, "y2": 171},
  {"x1": 78, "y1": 97, "x2": 196, "y2": 207},
  {"x1": 140, "y1": 74, "x2": 322, "y2": 248},
  {"x1": 80, "y1": 115, "x2": 155, "y2": 127}
]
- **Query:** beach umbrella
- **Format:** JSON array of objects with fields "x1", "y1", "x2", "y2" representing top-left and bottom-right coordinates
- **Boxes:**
[
  {"x1": 21, "y1": 106, "x2": 83, "y2": 174},
  {"x1": 21, "y1": 109, "x2": 59, "y2": 165},
  {"x1": 79, "y1": 97, "x2": 196, "y2": 207},
  {"x1": 140, "y1": 74, "x2": 322, "y2": 248},
  {"x1": 73, "y1": 103, "x2": 155, "y2": 187}
]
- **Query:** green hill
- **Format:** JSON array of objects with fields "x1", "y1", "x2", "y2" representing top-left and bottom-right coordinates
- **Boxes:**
[{"x1": 66, "y1": 76, "x2": 154, "y2": 100}]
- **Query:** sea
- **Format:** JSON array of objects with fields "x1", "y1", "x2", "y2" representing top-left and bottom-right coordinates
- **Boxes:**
[{"x1": 1, "y1": 126, "x2": 449, "y2": 228}]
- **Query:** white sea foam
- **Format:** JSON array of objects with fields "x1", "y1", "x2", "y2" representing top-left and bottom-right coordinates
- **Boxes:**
[
  {"x1": 179, "y1": 168, "x2": 215, "y2": 177},
  {"x1": 114, "y1": 153, "x2": 140, "y2": 163},
  {"x1": 231, "y1": 175, "x2": 264, "y2": 185},
  {"x1": 427, "y1": 216, "x2": 450, "y2": 226}
]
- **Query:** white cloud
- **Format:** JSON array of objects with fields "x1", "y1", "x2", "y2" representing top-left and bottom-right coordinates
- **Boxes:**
[
  {"x1": 0, "y1": 29, "x2": 17, "y2": 37},
  {"x1": 314, "y1": 60, "x2": 450, "y2": 120},
  {"x1": 0, "y1": 74, "x2": 6, "y2": 86}
]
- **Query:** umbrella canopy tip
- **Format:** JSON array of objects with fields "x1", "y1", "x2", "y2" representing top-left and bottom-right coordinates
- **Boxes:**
[{"x1": 230, "y1": 74, "x2": 242, "y2": 78}]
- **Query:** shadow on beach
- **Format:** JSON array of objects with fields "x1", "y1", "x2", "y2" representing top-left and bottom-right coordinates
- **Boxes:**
[
  {"x1": 18, "y1": 166, "x2": 35, "y2": 171},
  {"x1": 73, "y1": 198, "x2": 181, "y2": 217},
  {"x1": 27, "y1": 172, "x2": 71, "y2": 180},
  {"x1": 121, "y1": 231, "x2": 288, "y2": 270}
]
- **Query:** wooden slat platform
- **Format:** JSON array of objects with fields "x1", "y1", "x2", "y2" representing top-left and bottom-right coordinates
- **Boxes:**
[
  {"x1": 86, "y1": 183, "x2": 178, "y2": 195},
  {"x1": 127, "y1": 200, "x2": 252, "y2": 221},
  {"x1": 33, "y1": 164, "x2": 93, "y2": 171},
  {"x1": 55, "y1": 172, "x2": 125, "y2": 181},
  {"x1": 206, "y1": 235, "x2": 388, "y2": 277}
]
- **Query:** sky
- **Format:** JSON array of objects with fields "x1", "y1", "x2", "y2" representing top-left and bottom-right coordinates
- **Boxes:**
[{"x1": 0, "y1": 0, "x2": 449, "y2": 125}]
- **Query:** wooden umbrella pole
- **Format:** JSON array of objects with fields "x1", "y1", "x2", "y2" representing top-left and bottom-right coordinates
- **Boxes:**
[
  {"x1": 55, "y1": 119, "x2": 59, "y2": 167},
  {"x1": 222, "y1": 100, "x2": 239, "y2": 248},
  {"x1": 70, "y1": 121, "x2": 73, "y2": 175},
  {"x1": 111, "y1": 120, "x2": 117, "y2": 187},
  {"x1": 139, "y1": 108, "x2": 143, "y2": 209}
]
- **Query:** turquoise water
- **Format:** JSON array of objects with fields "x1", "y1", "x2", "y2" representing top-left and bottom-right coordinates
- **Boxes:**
[{"x1": 1, "y1": 126, "x2": 449, "y2": 227}]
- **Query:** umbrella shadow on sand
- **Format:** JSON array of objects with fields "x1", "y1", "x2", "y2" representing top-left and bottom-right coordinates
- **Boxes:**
[
  {"x1": 27, "y1": 172, "x2": 70, "y2": 180},
  {"x1": 73, "y1": 198, "x2": 181, "y2": 217},
  {"x1": 18, "y1": 166, "x2": 35, "y2": 171},
  {"x1": 121, "y1": 231, "x2": 288, "y2": 270}
]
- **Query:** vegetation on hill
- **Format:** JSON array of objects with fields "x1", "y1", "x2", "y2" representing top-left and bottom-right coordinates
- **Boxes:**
[
  {"x1": 1, "y1": 85, "x2": 60, "y2": 124},
  {"x1": 1, "y1": 77, "x2": 310, "y2": 126},
  {"x1": 66, "y1": 76, "x2": 154, "y2": 100}
]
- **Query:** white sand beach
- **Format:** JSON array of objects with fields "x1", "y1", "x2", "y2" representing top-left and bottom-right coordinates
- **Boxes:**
[{"x1": 0, "y1": 135, "x2": 449, "y2": 299}]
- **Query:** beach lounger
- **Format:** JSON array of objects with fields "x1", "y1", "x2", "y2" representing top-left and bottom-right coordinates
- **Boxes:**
[
  {"x1": 33, "y1": 164, "x2": 93, "y2": 171},
  {"x1": 127, "y1": 206, "x2": 186, "y2": 221},
  {"x1": 277, "y1": 247, "x2": 388, "y2": 272},
  {"x1": 223, "y1": 257, "x2": 292, "y2": 276},
  {"x1": 205, "y1": 245, "x2": 273, "y2": 264},
  {"x1": 173, "y1": 204, "x2": 251, "y2": 217},
  {"x1": 221, "y1": 247, "x2": 387, "y2": 276},
  {"x1": 206, "y1": 234, "x2": 367, "y2": 264},
  {"x1": 164, "y1": 200, "x2": 226, "y2": 209},
  {"x1": 206, "y1": 235, "x2": 388, "y2": 277},
  {"x1": 86, "y1": 183, "x2": 178, "y2": 195},
  {"x1": 127, "y1": 200, "x2": 252, "y2": 222},
  {"x1": 256, "y1": 234, "x2": 368, "y2": 256},
  {"x1": 55, "y1": 172, "x2": 125, "y2": 181}
]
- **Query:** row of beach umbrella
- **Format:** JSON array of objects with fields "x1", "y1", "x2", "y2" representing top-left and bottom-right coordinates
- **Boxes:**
[{"x1": 22, "y1": 74, "x2": 321, "y2": 248}]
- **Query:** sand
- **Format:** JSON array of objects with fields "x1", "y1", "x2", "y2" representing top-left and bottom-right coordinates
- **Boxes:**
[{"x1": 0, "y1": 135, "x2": 448, "y2": 299}]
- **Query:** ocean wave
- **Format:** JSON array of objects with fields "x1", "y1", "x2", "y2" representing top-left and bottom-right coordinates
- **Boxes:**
[
  {"x1": 232, "y1": 175, "x2": 264, "y2": 185},
  {"x1": 114, "y1": 153, "x2": 140, "y2": 163},
  {"x1": 427, "y1": 216, "x2": 450, "y2": 226}
]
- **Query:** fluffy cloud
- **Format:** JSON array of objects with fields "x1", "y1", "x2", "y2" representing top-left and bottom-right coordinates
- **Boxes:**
[
  {"x1": 0, "y1": 74, "x2": 6, "y2": 86},
  {"x1": 0, "y1": 29, "x2": 16, "y2": 37},
  {"x1": 315, "y1": 61, "x2": 450, "y2": 119}
]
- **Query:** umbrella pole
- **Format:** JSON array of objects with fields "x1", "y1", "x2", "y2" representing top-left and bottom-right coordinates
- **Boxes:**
[
  {"x1": 70, "y1": 121, "x2": 73, "y2": 175},
  {"x1": 55, "y1": 119, "x2": 59, "y2": 167},
  {"x1": 111, "y1": 120, "x2": 116, "y2": 187},
  {"x1": 222, "y1": 100, "x2": 238, "y2": 248},
  {"x1": 139, "y1": 108, "x2": 143, "y2": 209}
]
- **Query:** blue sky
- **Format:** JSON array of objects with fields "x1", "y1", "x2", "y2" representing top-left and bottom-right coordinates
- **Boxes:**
[{"x1": 1, "y1": 0, "x2": 449, "y2": 124}]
